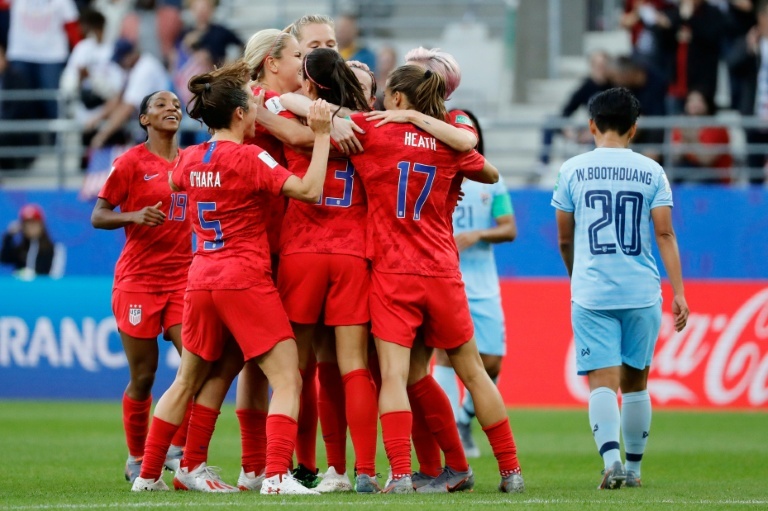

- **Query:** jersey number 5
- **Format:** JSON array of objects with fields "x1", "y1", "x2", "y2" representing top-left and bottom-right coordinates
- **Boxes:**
[
  {"x1": 585, "y1": 190, "x2": 643, "y2": 256},
  {"x1": 197, "y1": 202, "x2": 224, "y2": 250},
  {"x1": 396, "y1": 161, "x2": 436, "y2": 220}
]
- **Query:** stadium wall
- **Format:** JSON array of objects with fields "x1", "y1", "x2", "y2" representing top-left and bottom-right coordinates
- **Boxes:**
[{"x1": 1, "y1": 188, "x2": 766, "y2": 407}]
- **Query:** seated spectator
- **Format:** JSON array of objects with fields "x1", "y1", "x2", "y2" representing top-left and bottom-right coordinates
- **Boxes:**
[
  {"x1": 85, "y1": 39, "x2": 170, "y2": 151},
  {"x1": 0, "y1": 44, "x2": 38, "y2": 171},
  {"x1": 177, "y1": 0, "x2": 242, "y2": 68},
  {"x1": 336, "y1": 13, "x2": 376, "y2": 72},
  {"x1": 610, "y1": 55, "x2": 668, "y2": 161},
  {"x1": 539, "y1": 50, "x2": 613, "y2": 166},
  {"x1": 60, "y1": 10, "x2": 125, "y2": 126},
  {"x1": 671, "y1": 89, "x2": 733, "y2": 183},
  {"x1": 1, "y1": 204, "x2": 66, "y2": 278},
  {"x1": 6, "y1": 0, "x2": 82, "y2": 120}
]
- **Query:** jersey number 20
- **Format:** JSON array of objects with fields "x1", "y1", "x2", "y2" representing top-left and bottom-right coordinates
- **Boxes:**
[{"x1": 585, "y1": 190, "x2": 643, "y2": 256}]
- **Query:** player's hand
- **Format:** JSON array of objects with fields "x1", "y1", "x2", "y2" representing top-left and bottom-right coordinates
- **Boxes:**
[
  {"x1": 253, "y1": 89, "x2": 267, "y2": 123},
  {"x1": 132, "y1": 201, "x2": 166, "y2": 227},
  {"x1": 364, "y1": 109, "x2": 413, "y2": 128},
  {"x1": 672, "y1": 295, "x2": 689, "y2": 332},
  {"x1": 331, "y1": 117, "x2": 364, "y2": 154},
  {"x1": 307, "y1": 99, "x2": 332, "y2": 136},
  {"x1": 454, "y1": 231, "x2": 481, "y2": 252}
]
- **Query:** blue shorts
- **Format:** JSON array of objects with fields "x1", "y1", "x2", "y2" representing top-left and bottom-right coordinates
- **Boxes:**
[
  {"x1": 571, "y1": 299, "x2": 662, "y2": 375},
  {"x1": 469, "y1": 297, "x2": 506, "y2": 356}
]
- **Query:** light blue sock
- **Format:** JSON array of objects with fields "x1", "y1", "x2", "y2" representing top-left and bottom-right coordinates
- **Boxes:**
[
  {"x1": 622, "y1": 390, "x2": 651, "y2": 477},
  {"x1": 589, "y1": 387, "x2": 622, "y2": 469},
  {"x1": 458, "y1": 375, "x2": 497, "y2": 425},
  {"x1": 432, "y1": 365, "x2": 460, "y2": 421}
]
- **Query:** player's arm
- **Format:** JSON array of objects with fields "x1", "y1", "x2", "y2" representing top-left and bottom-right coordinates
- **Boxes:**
[
  {"x1": 280, "y1": 92, "x2": 364, "y2": 154},
  {"x1": 455, "y1": 190, "x2": 516, "y2": 250},
  {"x1": 365, "y1": 109, "x2": 477, "y2": 152},
  {"x1": 281, "y1": 100, "x2": 332, "y2": 203},
  {"x1": 651, "y1": 205, "x2": 689, "y2": 332},
  {"x1": 555, "y1": 209, "x2": 575, "y2": 277},
  {"x1": 91, "y1": 198, "x2": 166, "y2": 229},
  {"x1": 253, "y1": 90, "x2": 315, "y2": 151},
  {"x1": 463, "y1": 158, "x2": 499, "y2": 184}
]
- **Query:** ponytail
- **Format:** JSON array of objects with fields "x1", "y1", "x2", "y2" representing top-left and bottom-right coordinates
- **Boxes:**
[
  {"x1": 187, "y1": 60, "x2": 251, "y2": 131},
  {"x1": 386, "y1": 65, "x2": 447, "y2": 120}
]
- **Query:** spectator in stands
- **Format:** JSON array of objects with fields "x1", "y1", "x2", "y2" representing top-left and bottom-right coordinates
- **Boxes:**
[
  {"x1": 121, "y1": 0, "x2": 182, "y2": 66},
  {"x1": 671, "y1": 88, "x2": 733, "y2": 184},
  {"x1": 335, "y1": 13, "x2": 376, "y2": 72},
  {"x1": 718, "y1": 0, "x2": 757, "y2": 109},
  {"x1": 61, "y1": 10, "x2": 125, "y2": 126},
  {"x1": 177, "y1": 0, "x2": 242, "y2": 68},
  {"x1": 538, "y1": 51, "x2": 613, "y2": 166},
  {"x1": 0, "y1": 0, "x2": 8, "y2": 50},
  {"x1": 621, "y1": 0, "x2": 678, "y2": 84},
  {"x1": 374, "y1": 45, "x2": 397, "y2": 109},
  {"x1": 1, "y1": 204, "x2": 66, "y2": 278},
  {"x1": 85, "y1": 38, "x2": 170, "y2": 150},
  {"x1": 666, "y1": 0, "x2": 726, "y2": 114},
  {"x1": 0, "y1": 44, "x2": 38, "y2": 171},
  {"x1": 610, "y1": 55, "x2": 668, "y2": 161},
  {"x1": 6, "y1": 0, "x2": 82, "y2": 120},
  {"x1": 728, "y1": 0, "x2": 768, "y2": 183}
]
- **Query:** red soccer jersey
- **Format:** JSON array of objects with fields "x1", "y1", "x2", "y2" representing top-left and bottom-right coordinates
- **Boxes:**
[
  {"x1": 280, "y1": 111, "x2": 367, "y2": 257},
  {"x1": 98, "y1": 144, "x2": 191, "y2": 293},
  {"x1": 348, "y1": 114, "x2": 485, "y2": 276},
  {"x1": 171, "y1": 140, "x2": 293, "y2": 290},
  {"x1": 446, "y1": 110, "x2": 480, "y2": 222},
  {"x1": 245, "y1": 86, "x2": 294, "y2": 255}
]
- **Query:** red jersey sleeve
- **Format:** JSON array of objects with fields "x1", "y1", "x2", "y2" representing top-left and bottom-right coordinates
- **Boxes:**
[
  {"x1": 457, "y1": 149, "x2": 485, "y2": 173},
  {"x1": 98, "y1": 155, "x2": 130, "y2": 207},
  {"x1": 449, "y1": 110, "x2": 478, "y2": 137},
  {"x1": 250, "y1": 147, "x2": 293, "y2": 196}
]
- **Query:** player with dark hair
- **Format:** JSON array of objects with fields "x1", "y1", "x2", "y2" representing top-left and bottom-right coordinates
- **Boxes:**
[
  {"x1": 91, "y1": 90, "x2": 191, "y2": 484},
  {"x1": 130, "y1": 61, "x2": 333, "y2": 496},
  {"x1": 348, "y1": 65, "x2": 524, "y2": 494},
  {"x1": 552, "y1": 87, "x2": 689, "y2": 489}
]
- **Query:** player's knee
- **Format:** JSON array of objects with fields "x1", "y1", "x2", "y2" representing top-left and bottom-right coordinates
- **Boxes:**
[
  {"x1": 130, "y1": 371, "x2": 156, "y2": 395},
  {"x1": 483, "y1": 356, "x2": 503, "y2": 380}
]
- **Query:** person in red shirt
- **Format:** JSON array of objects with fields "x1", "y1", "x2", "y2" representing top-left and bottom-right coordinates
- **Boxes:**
[
  {"x1": 91, "y1": 90, "x2": 191, "y2": 484},
  {"x1": 276, "y1": 48, "x2": 378, "y2": 493},
  {"x1": 348, "y1": 65, "x2": 524, "y2": 494},
  {"x1": 671, "y1": 88, "x2": 733, "y2": 183},
  {"x1": 130, "y1": 61, "x2": 333, "y2": 496}
]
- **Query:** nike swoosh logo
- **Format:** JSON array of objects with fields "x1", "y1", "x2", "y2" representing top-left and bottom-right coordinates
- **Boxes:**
[{"x1": 144, "y1": 174, "x2": 159, "y2": 181}]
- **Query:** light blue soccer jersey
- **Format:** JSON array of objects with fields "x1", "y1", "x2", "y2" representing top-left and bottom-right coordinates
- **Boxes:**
[
  {"x1": 551, "y1": 147, "x2": 673, "y2": 310},
  {"x1": 453, "y1": 179, "x2": 514, "y2": 299}
]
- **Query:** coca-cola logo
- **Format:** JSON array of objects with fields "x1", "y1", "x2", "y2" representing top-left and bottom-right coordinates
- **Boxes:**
[{"x1": 565, "y1": 288, "x2": 768, "y2": 407}]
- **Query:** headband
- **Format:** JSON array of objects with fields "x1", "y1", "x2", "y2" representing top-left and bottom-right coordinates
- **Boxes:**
[{"x1": 304, "y1": 57, "x2": 330, "y2": 90}]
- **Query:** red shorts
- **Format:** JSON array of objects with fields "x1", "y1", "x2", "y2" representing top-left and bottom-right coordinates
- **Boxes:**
[
  {"x1": 278, "y1": 253, "x2": 370, "y2": 326},
  {"x1": 112, "y1": 288, "x2": 184, "y2": 340},
  {"x1": 181, "y1": 283, "x2": 294, "y2": 362},
  {"x1": 369, "y1": 270, "x2": 474, "y2": 350}
]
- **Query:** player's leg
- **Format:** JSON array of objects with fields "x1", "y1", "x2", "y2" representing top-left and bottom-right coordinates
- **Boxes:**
[
  {"x1": 173, "y1": 339, "x2": 243, "y2": 492},
  {"x1": 433, "y1": 349, "x2": 460, "y2": 419},
  {"x1": 293, "y1": 324, "x2": 320, "y2": 486},
  {"x1": 574, "y1": 302, "x2": 625, "y2": 489},
  {"x1": 618, "y1": 299, "x2": 662, "y2": 488},
  {"x1": 235, "y1": 361, "x2": 270, "y2": 490},
  {"x1": 408, "y1": 338, "x2": 443, "y2": 486},
  {"x1": 163, "y1": 318, "x2": 191, "y2": 472}
]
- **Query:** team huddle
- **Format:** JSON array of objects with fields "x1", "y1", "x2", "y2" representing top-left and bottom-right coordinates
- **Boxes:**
[{"x1": 91, "y1": 12, "x2": 689, "y2": 497}]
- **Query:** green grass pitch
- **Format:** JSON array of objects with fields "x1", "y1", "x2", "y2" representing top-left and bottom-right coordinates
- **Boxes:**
[{"x1": 1, "y1": 401, "x2": 765, "y2": 510}]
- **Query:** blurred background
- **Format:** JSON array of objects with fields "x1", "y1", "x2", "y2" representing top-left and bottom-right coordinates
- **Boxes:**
[{"x1": 1, "y1": 0, "x2": 766, "y2": 408}]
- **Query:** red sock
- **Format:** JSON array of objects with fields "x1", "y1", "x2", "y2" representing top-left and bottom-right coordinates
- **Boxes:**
[
  {"x1": 410, "y1": 397, "x2": 443, "y2": 477},
  {"x1": 482, "y1": 418, "x2": 520, "y2": 474},
  {"x1": 317, "y1": 362, "x2": 347, "y2": 474},
  {"x1": 237, "y1": 409, "x2": 267, "y2": 475},
  {"x1": 408, "y1": 375, "x2": 468, "y2": 472},
  {"x1": 368, "y1": 345, "x2": 382, "y2": 395},
  {"x1": 170, "y1": 399, "x2": 192, "y2": 447},
  {"x1": 381, "y1": 410, "x2": 412, "y2": 478},
  {"x1": 181, "y1": 403, "x2": 220, "y2": 471},
  {"x1": 139, "y1": 416, "x2": 178, "y2": 480},
  {"x1": 266, "y1": 414, "x2": 298, "y2": 478},
  {"x1": 296, "y1": 363, "x2": 318, "y2": 472},
  {"x1": 342, "y1": 368, "x2": 378, "y2": 476},
  {"x1": 123, "y1": 393, "x2": 152, "y2": 458}
]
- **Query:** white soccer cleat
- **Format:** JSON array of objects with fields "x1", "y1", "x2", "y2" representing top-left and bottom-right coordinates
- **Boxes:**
[
  {"x1": 315, "y1": 466, "x2": 353, "y2": 493},
  {"x1": 260, "y1": 472, "x2": 321, "y2": 495},
  {"x1": 131, "y1": 476, "x2": 169, "y2": 491},
  {"x1": 237, "y1": 467, "x2": 266, "y2": 491},
  {"x1": 172, "y1": 462, "x2": 239, "y2": 493},
  {"x1": 163, "y1": 445, "x2": 183, "y2": 472}
]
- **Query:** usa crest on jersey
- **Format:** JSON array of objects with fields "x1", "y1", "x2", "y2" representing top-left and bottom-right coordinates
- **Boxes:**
[{"x1": 129, "y1": 304, "x2": 142, "y2": 326}]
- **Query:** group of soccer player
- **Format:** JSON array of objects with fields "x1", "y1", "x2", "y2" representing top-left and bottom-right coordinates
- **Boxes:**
[{"x1": 92, "y1": 11, "x2": 690, "y2": 498}]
